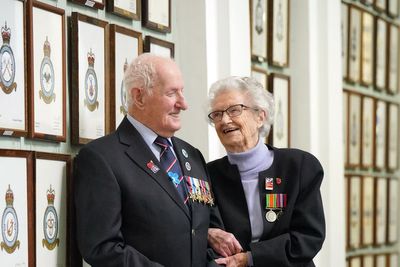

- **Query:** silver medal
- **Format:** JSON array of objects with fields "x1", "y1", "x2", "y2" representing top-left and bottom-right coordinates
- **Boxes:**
[{"x1": 266, "y1": 210, "x2": 277, "y2": 222}]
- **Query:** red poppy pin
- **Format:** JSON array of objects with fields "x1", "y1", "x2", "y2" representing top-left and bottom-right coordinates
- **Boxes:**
[{"x1": 276, "y1": 178, "x2": 282, "y2": 185}]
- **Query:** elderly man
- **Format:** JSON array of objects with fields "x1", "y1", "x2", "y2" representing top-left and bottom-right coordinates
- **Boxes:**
[{"x1": 74, "y1": 53, "x2": 219, "y2": 267}]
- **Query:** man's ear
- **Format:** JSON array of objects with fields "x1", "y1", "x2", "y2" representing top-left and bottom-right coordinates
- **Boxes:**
[{"x1": 131, "y1": 87, "x2": 146, "y2": 110}]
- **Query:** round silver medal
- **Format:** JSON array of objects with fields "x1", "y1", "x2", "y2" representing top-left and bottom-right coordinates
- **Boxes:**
[{"x1": 266, "y1": 210, "x2": 277, "y2": 222}]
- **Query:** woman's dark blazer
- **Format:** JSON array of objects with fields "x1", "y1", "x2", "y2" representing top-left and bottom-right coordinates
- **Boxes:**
[{"x1": 207, "y1": 145, "x2": 325, "y2": 267}]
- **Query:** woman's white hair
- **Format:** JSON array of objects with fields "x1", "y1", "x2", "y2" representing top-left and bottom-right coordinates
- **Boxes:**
[{"x1": 208, "y1": 76, "x2": 274, "y2": 137}]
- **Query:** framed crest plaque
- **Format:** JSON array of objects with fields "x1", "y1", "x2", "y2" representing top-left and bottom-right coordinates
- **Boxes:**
[
  {"x1": 34, "y1": 152, "x2": 71, "y2": 267},
  {"x1": 374, "y1": 100, "x2": 387, "y2": 170},
  {"x1": 387, "y1": 178, "x2": 398, "y2": 243},
  {"x1": 68, "y1": 0, "x2": 104, "y2": 10},
  {"x1": 250, "y1": 0, "x2": 268, "y2": 62},
  {"x1": 387, "y1": 103, "x2": 398, "y2": 171},
  {"x1": 251, "y1": 66, "x2": 268, "y2": 90},
  {"x1": 361, "y1": 96, "x2": 374, "y2": 168},
  {"x1": 348, "y1": 93, "x2": 361, "y2": 167},
  {"x1": 388, "y1": 0, "x2": 399, "y2": 18},
  {"x1": 347, "y1": 5, "x2": 361, "y2": 83},
  {"x1": 374, "y1": 17, "x2": 387, "y2": 90},
  {"x1": 374, "y1": 0, "x2": 386, "y2": 12},
  {"x1": 342, "y1": 3, "x2": 349, "y2": 79},
  {"x1": 0, "y1": 149, "x2": 34, "y2": 267},
  {"x1": 343, "y1": 91, "x2": 349, "y2": 165},
  {"x1": 70, "y1": 12, "x2": 109, "y2": 145},
  {"x1": 28, "y1": 1, "x2": 66, "y2": 142},
  {"x1": 348, "y1": 176, "x2": 361, "y2": 249},
  {"x1": 360, "y1": 11, "x2": 374, "y2": 86},
  {"x1": 374, "y1": 178, "x2": 387, "y2": 245},
  {"x1": 361, "y1": 176, "x2": 374, "y2": 246},
  {"x1": 142, "y1": 0, "x2": 171, "y2": 33},
  {"x1": 109, "y1": 24, "x2": 142, "y2": 130},
  {"x1": 268, "y1": 73, "x2": 290, "y2": 148},
  {"x1": 107, "y1": 0, "x2": 141, "y2": 20},
  {"x1": 0, "y1": 0, "x2": 27, "y2": 137},
  {"x1": 268, "y1": 0, "x2": 289, "y2": 67},
  {"x1": 144, "y1": 36, "x2": 174, "y2": 58},
  {"x1": 387, "y1": 23, "x2": 399, "y2": 95},
  {"x1": 363, "y1": 255, "x2": 374, "y2": 267}
]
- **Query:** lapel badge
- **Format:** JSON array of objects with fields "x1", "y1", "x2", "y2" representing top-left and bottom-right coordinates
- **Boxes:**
[
  {"x1": 185, "y1": 161, "x2": 191, "y2": 171},
  {"x1": 181, "y1": 149, "x2": 188, "y2": 158},
  {"x1": 276, "y1": 177, "x2": 282, "y2": 185},
  {"x1": 146, "y1": 160, "x2": 160, "y2": 173},
  {"x1": 265, "y1": 178, "x2": 273, "y2": 190}
]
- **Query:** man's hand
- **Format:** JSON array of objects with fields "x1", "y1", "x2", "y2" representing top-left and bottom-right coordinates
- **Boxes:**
[
  {"x1": 208, "y1": 228, "x2": 243, "y2": 257},
  {"x1": 215, "y1": 252, "x2": 248, "y2": 267}
]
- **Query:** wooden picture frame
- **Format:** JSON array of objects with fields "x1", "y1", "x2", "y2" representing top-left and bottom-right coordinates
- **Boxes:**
[
  {"x1": 144, "y1": 36, "x2": 174, "y2": 58},
  {"x1": 387, "y1": 178, "x2": 398, "y2": 243},
  {"x1": 374, "y1": 17, "x2": 387, "y2": 91},
  {"x1": 342, "y1": 3, "x2": 349, "y2": 79},
  {"x1": 109, "y1": 24, "x2": 142, "y2": 131},
  {"x1": 268, "y1": 0, "x2": 289, "y2": 67},
  {"x1": 268, "y1": 73, "x2": 290, "y2": 148},
  {"x1": 34, "y1": 152, "x2": 71, "y2": 267},
  {"x1": 349, "y1": 256, "x2": 361, "y2": 267},
  {"x1": 375, "y1": 254, "x2": 387, "y2": 267},
  {"x1": 251, "y1": 66, "x2": 268, "y2": 90},
  {"x1": 361, "y1": 0, "x2": 374, "y2": 5},
  {"x1": 363, "y1": 255, "x2": 374, "y2": 267},
  {"x1": 387, "y1": 103, "x2": 399, "y2": 171},
  {"x1": 0, "y1": 149, "x2": 34, "y2": 267},
  {"x1": 343, "y1": 91, "x2": 349, "y2": 166},
  {"x1": 374, "y1": 0, "x2": 386, "y2": 12},
  {"x1": 374, "y1": 178, "x2": 387, "y2": 245},
  {"x1": 361, "y1": 176, "x2": 374, "y2": 246},
  {"x1": 360, "y1": 11, "x2": 374, "y2": 86},
  {"x1": 388, "y1": 0, "x2": 399, "y2": 18},
  {"x1": 348, "y1": 176, "x2": 361, "y2": 249},
  {"x1": 0, "y1": 0, "x2": 27, "y2": 137},
  {"x1": 141, "y1": 0, "x2": 171, "y2": 33},
  {"x1": 106, "y1": 0, "x2": 141, "y2": 20},
  {"x1": 250, "y1": 0, "x2": 268, "y2": 62},
  {"x1": 348, "y1": 92, "x2": 361, "y2": 167},
  {"x1": 68, "y1": 0, "x2": 104, "y2": 10},
  {"x1": 361, "y1": 96, "x2": 374, "y2": 168},
  {"x1": 389, "y1": 254, "x2": 398, "y2": 267},
  {"x1": 70, "y1": 12, "x2": 109, "y2": 145},
  {"x1": 28, "y1": 1, "x2": 66, "y2": 142},
  {"x1": 374, "y1": 100, "x2": 387, "y2": 170},
  {"x1": 347, "y1": 5, "x2": 362, "y2": 83},
  {"x1": 387, "y1": 23, "x2": 399, "y2": 95}
]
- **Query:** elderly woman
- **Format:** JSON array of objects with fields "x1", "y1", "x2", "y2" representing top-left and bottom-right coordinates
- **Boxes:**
[{"x1": 207, "y1": 76, "x2": 325, "y2": 267}]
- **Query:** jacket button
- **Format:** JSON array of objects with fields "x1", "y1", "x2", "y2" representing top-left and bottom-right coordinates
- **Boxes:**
[{"x1": 192, "y1": 229, "x2": 195, "y2": 236}]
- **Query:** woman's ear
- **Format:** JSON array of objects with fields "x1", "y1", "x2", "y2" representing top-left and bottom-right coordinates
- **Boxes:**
[{"x1": 257, "y1": 109, "x2": 267, "y2": 128}]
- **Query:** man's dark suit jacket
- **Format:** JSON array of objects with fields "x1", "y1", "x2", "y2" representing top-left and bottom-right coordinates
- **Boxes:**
[
  {"x1": 74, "y1": 117, "x2": 217, "y2": 267},
  {"x1": 208, "y1": 145, "x2": 325, "y2": 267}
]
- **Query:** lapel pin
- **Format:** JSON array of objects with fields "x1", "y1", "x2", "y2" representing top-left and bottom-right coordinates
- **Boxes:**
[
  {"x1": 181, "y1": 149, "x2": 188, "y2": 158},
  {"x1": 147, "y1": 160, "x2": 160, "y2": 173},
  {"x1": 185, "y1": 162, "x2": 191, "y2": 171}
]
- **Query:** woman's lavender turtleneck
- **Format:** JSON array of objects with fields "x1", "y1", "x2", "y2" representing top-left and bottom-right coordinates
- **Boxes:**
[{"x1": 227, "y1": 138, "x2": 274, "y2": 242}]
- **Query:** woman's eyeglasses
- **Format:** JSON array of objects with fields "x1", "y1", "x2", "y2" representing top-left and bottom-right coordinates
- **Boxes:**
[{"x1": 208, "y1": 104, "x2": 259, "y2": 122}]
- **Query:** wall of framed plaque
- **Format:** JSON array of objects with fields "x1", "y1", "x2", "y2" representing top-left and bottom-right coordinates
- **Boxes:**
[
  {"x1": 0, "y1": 0, "x2": 178, "y2": 265},
  {"x1": 342, "y1": 0, "x2": 400, "y2": 265},
  {"x1": 250, "y1": 0, "x2": 291, "y2": 148}
]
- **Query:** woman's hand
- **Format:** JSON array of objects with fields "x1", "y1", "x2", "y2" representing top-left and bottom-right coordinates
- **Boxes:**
[
  {"x1": 215, "y1": 252, "x2": 248, "y2": 267},
  {"x1": 208, "y1": 228, "x2": 243, "y2": 257}
]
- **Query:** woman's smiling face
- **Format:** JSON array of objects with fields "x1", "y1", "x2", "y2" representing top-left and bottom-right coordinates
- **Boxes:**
[{"x1": 211, "y1": 89, "x2": 265, "y2": 153}]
